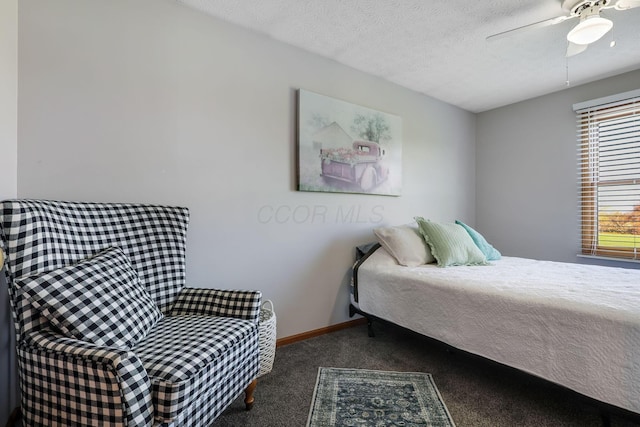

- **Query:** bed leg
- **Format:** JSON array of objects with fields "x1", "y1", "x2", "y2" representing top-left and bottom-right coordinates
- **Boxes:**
[
  {"x1": 367, "y1": 319, "x2": 375, "y2": 337},
  {"x1": 349, "y1": 304, "x2": 376, "y2": 337}
]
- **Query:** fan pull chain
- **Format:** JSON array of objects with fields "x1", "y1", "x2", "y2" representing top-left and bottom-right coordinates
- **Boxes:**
[{"x1": 566, "y1": 57, "x2": 571, "y2": 87}]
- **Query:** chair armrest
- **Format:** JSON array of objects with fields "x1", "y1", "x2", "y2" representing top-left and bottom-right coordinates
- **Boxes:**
[
  {"x1": 169, "y1": 288, "x2": 262, "y2": 323},
  {"x1": 22, "y1": 330, "x2": 154, "y2": 427}
]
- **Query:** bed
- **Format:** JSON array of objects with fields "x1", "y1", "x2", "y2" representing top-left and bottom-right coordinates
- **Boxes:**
[{"x1": 349, "y1": 220, "x2": 640, "y2": 416}]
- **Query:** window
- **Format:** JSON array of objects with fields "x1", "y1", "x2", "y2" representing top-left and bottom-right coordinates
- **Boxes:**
[{"x1": 575, "y1": 90, "x2": 640, "y2": 260}]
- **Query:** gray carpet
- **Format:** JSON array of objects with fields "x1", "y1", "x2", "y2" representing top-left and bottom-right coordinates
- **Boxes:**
[{"x1": 213, "y1": 321, "x2": 640, "y2": 427}]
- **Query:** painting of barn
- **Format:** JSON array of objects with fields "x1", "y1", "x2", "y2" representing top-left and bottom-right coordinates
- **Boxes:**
[{"x1": 297, "y1": 89, "x2": 402, "y2": 196}]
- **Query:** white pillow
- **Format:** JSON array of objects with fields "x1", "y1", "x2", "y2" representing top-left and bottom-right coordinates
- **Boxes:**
[
  {"x1": 373, "y1": 224, "x2": 435, "y2": 266},
  {"x1": 16, "y1": 247, "x2": 163, "y2": 349}
]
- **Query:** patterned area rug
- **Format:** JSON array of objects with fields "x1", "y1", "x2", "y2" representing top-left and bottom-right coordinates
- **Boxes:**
[{"x1": 306, "y1": 367, "x2": 456, "y2": 426}]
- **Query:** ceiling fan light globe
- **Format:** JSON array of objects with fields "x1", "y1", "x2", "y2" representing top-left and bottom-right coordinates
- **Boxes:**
[{"x1": 567, "y1": 16, "x2": 613, "y2": 45}]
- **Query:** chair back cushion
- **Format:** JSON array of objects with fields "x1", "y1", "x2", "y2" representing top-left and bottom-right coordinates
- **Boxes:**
[{"x1": 1, "y1": 199, "x2": 189, "y2": 339}]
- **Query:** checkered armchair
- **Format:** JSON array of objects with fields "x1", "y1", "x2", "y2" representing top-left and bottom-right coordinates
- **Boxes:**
[{"x1": 0, "y1": 200, "x2": 262, "y2": 426}]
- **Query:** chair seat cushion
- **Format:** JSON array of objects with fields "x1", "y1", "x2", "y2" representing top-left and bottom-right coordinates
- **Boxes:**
[{"x1": 133, "y1": 314, "x2": 258, "y2": 423}]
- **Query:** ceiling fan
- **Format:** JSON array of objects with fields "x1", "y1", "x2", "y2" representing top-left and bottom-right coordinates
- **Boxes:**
[{"x1": 487, "y1": 0, "x2": 640, "y2": 57}]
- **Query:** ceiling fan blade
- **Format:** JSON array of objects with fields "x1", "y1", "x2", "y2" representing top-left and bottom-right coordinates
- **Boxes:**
[
  {"x1": 614, "y1": 0, "x2": 640, "y2": 9},
  {"x1": 486, "y1": 15, "x2": 575, "y2": 42},
  {"x1": 566, "y1": 42, "x2": 589, "y2": 57}
]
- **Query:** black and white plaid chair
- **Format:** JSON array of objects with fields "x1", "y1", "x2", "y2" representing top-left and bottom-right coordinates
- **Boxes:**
[{"x1": 0, "y1": 200, "x2": 262, "y2": 426}]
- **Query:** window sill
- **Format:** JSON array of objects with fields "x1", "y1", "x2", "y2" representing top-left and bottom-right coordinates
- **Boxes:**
[{"x1": 577, "y1": 254, "x2": 640, "y2": 265}]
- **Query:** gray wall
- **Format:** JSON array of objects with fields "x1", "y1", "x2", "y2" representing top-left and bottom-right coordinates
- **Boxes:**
[
  {"x1": 1, "y1": 0, "x2": 19, "y2": 423},
  {"x1": 476, "y1": 69, "x2": 640, "y2": 269},
  {"x1": 18, "y1": 0, "x2": 476, "y2": 340},
  {"x1": 0, "y1": 0, "x2": 17, "y2": 200}
]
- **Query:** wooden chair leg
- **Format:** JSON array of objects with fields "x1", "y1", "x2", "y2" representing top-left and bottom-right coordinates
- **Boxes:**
[{"x1": 244, "y1": 379, "x2": 257, "y2": 410}]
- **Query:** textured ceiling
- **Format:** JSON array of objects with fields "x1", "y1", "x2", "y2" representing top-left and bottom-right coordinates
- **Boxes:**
[{"x1": 177, "y1": 0, "x2": 640, "y2": 112}]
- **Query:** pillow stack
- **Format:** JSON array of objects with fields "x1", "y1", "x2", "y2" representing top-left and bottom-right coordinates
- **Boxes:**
[{"x1": 373, "y1": 218, "x2": 501, "y2": 268}]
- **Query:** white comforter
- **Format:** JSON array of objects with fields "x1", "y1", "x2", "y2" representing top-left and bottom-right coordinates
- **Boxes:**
[{"x1": 356, "y1": 248, "x2": 640, "y2": 414}]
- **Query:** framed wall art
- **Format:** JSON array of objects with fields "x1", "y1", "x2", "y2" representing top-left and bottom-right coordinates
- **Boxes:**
[{"x1": 297, "y1": 89, "x2": 402, "y2": 196}]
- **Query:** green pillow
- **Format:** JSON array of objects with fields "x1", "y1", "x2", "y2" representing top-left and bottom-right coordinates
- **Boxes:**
[
  {"x1": 415, "y1": 217, "x2": 488, "y2": 267},
  {"x1": 455, "y1": 220, "x2": 502, "y2": 261}
]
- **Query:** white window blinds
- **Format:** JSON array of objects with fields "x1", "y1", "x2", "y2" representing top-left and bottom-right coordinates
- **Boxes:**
[{"x1": 575, "y1": 90, "x2": 640, "y2": 260}]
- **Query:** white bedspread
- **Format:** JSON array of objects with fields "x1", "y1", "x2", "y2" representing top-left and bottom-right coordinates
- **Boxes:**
[{"x1": 357, "y1": 248, "x2": 640, "y2": 414}]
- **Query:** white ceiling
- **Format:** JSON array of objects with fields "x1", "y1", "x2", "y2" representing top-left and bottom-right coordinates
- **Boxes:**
[{"x1": 177, "y1": 0, "x2": 640, "y2": 113}]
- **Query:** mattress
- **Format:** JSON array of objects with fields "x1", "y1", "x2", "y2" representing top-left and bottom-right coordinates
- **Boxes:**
[{"x1": 355, "y1": 247, "x2": 640, "y2": 414}]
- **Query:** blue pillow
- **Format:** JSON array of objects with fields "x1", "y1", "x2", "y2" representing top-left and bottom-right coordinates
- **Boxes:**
[{"x1": 455, "y1": 220, "x2": 501, "y2": 261}]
